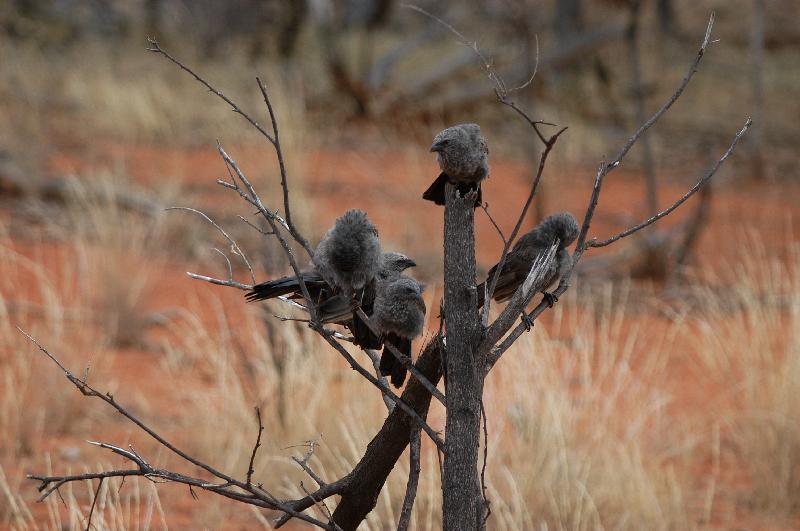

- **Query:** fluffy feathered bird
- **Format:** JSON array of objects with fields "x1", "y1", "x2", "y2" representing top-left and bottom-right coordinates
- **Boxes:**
[
  {"x1": 477, "y1": 212, "x2": 580, "y2": 307},
  {"x1": 246, "y1": 252, "x2": 416, "y2": 328},
  {"x1": 313, "y1": 209, "x2": 382, "y2": 297},
  {"x1": 373, "y1": 276, "x2": 427, "y2": 387},
  {"x1": 350, "y1": 252, "x2": 417, "y2": 348},
  {"x1": 423, "y1": 123, "x2": 489, "y2": 206}
]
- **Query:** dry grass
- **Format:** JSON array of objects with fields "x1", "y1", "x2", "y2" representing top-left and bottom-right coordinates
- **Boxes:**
[
  {"x1": 4, "y1": 210, "x2": 798, "y2": 528},
  {"x1": 1, "y1": 13, "x2": 799, "y2": 528}
]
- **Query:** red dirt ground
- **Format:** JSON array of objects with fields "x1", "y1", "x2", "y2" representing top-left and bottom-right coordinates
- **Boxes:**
[{"x1": 4, "y1": 141, "x2": 798, "y2": 529}]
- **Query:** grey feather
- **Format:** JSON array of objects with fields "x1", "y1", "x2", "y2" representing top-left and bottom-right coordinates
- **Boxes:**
[
  {"x1": 479, "y1": 212, "x2": 579, "y2": 305},
  {"x1": 374, "y1": 276, "x2": 426, "y2": 387},
  {"x1": 313, "y1": 209, "x2": 382, "y2": 295},
  {"x1": 423, "y1": 123, "x2": 489, "y2": 205}
]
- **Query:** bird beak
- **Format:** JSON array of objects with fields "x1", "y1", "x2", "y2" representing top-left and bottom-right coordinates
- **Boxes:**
[
  {"x1": 403, "y1": 258, "x2": 417, "y2": 269},
  {"x1": 430, "y1": 140, "x2": 446, "y2": 153}
]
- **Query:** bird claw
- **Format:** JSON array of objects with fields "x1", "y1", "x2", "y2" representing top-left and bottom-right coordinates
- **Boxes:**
[
  {"x1": 521, "y1": 313, "x2": 534, "y2": 331},
  {"x1": 542, "y1": 291, "x2": 558, "y2": 308}
]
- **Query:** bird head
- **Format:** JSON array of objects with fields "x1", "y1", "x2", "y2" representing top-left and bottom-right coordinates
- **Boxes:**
[
  {"x1": 430, "y1": 123, "x2": 487, "y2": 179},
  {"x1": 380, "y1": 252, "x2": 417, "y2": 278}
]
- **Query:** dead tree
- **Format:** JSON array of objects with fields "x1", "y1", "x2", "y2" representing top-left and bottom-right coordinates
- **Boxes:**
[{"x1": 22, "y1": 13, "x2": 750, "y2": 530}]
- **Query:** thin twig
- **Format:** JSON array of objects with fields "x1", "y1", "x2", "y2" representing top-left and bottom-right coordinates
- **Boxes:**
[
  {"x1": 481, "y1": 125, "x2": 568, "y2": 327},
  {"x1": 20, "y1": 329, "x2": 335, "y2": 530},
  {"x1": 212, "y1": 248, "x2": 234, "y2": 282},
  {"x1": 238, "y1": 215, "x2": 274, "y2": 236},
  {"x1": 587, "y1": 118, "x2": 751, "y2": 248},
  {"x1": 485, "y1": 113, "x2": 749, "y2": 369},
  {"x1": 314, "y1": 326, "x2": 445, "y2": 452},
  {"x1": 84, "y1": 477, "x2": 103, "y2": 531},
  {"x1": 246, "y1": 407, "x2": 264, "y2": 486},
  {"x1": 217, "y1": 146, "x2": 315, "y2": 317},
  {"x1": 365, "y1": 348, "x2": 396, "y2": 411},
  {"x1": 480, "y1": 400, "x2": 491, "y2": 526},
  {"x1": 146, "y1": 39, "x2": 275, "y2": 144},
  {"x1": 602, "y1": 13, "x2": 716, "y2": 176},
  {"x1": 256, "y1": 77, "x2": 314, "y2": 258},
  {"x1": 186, "y1": 272, "x2": 252, "y2": 291},
  {"x1": 480, "y1": 203, "x2": 507, "y2": 245},
  {"x1": 166, "y1": 206, "x2": 256, "y2": 284},
  {"x1": 354, "y1": 308, "x2": 446, "y2": 406},
  {"x1": 397, "y1": 428, "x2": 422, "y2": 531}
]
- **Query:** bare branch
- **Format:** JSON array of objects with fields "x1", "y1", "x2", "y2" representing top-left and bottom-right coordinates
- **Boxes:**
[
  {"x1": 256, "y1": 77, "x2": 314, "y2": 258},
  {"x1": 238, "y1": 215, "x2": 274, "y2": 236},
  {"x1": 480, "y1": 202, "x2": 507, "y2": 245},
  {"x1": 481, "y1": 126, "x2": 567, "y2": 326},
  {"x1": 485, "y1": 116, "x2": 749, "y2": 370},
  {"x1": 146, "y1": 38, "x2": 275, "y2": 144},
  {"x1": 354, "y1": 308, "x2": 446, "y2": 406},
  {"x1": 84, "y1": 477, "x2": 103, "y2": 531},
  {"x1": 216, "y1": 146, "x2": 315, "y2": 318},
  {"x1": 166, "y1": 206, "x2": 256, "y2": 284},
  {"x1": 212, "y1": 248, "x2": 234, "y2": 282},
  {"x1": 275, "y1": 477, "x2": 351, "y2": 528},
  {"x1": 20, "y1": 329, "x2": 337, "y2": 529},
  {"x1": 365, "y1": 348, "x2": 396, "y2": 411},
  {"x1": 246, "y1": 407, "x2": 264, "y2": 486},
  {"x1": 587, "y1": 118, "x2": 751, "y2": 248},
  {"x1": 314, "y1": 326, "x2": 445, "y2": 452},
  {"x1": 483, "y1": 12, "x2": 723, "y2": 370},
  {"x1": 480, "y1": 243, "x2": 558, "y2": 355},
  {"x1": 186, "y1": 272, "x2": 252, "y2": 291},
  {"x1": 291, "y1": 438, "x2": 326, "y2": 488},
  {"x1": 397, "y1": 428, "x2": 421, "y2": 531},
  {"x1": 603, "y1": 13, "x2": 716, "y2": 176}
]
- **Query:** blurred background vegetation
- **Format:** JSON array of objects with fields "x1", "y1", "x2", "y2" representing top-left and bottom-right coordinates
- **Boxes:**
[{"x1": 1, "y1": 1, "x2": 800, "y2": 529}]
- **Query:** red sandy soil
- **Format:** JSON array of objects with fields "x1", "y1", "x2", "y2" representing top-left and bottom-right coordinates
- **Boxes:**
[{"x1": 4, "y1": 141, "x2": 799, "y2": 529}]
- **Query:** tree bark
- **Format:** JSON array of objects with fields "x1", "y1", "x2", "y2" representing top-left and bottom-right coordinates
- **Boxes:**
[
  {"x1": 328, "y1": 340, "x2": 443, "y2": 529},
  {"x1": 441, "y1": 184, "x2": 484, "y2": 529}
]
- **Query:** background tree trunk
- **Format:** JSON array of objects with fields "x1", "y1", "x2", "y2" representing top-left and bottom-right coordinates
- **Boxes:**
[{"x1": 750, "y1": 0, "x2": 766, "y2": 179}]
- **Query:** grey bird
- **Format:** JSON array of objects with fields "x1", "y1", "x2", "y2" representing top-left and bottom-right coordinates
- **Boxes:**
[
  {"x1": 245, "y1": 252, "x2": 416, "y2": 330},
  {"x1": 477, "y1": 212, "x2": 580, "y2": 310},
  {"x1": 422, "y1": 123, "x2": 489, "y2": 206},
  {"x1": 313, "y1": 209, "x2": 382, "y2": 297},
  {"x1": 373, "y1": 276, "x2": 427, "y2": 387},
  {"x1": 350, "y1": 252, "x2": 418, "y2": 349}
]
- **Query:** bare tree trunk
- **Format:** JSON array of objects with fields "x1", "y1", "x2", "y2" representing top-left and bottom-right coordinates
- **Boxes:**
[
  {"x1": 441, "y1": 184, "x2": 484, "y2": 529},
  {"x1": 554, "y1": 0, "x2": 583, "y2": 45},
  {"x1": 750, "y1": 0, "x2": 766, "y2": 179},
  {"x1": 627, "y1": 0, "x2": 659, "y2": 215},
  {"x1": 657, "y1": 0, "x2": 676, "y2": 34}
]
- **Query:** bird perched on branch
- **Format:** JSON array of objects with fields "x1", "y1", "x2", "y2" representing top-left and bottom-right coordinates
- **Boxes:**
[
  {"x1": 477, "y1": 212, "x2": 580, "y2": 308},
  {"x1": 350, "y1": 252, "x2": 417, "y2": 349},
  {"x1": 246, "y1": 252, "x2": 416, "y2": 328},
  {"x1": 423, "y1": 123, "x2": 489, "y2": 206},
  {"x1": 313, "y1": 209, "x2": 382, "y2": 297},
  {"x1": 373, "y1": 276, "x2": 427, "y2": 387}
]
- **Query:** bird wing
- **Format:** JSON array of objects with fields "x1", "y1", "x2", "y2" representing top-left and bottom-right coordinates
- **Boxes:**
[{"x1": 245, "y1": 271, "x2": 326, "y2": 302}]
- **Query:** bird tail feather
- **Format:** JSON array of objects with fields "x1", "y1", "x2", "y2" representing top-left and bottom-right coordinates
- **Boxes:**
[
  {"x1": 422, "y1": 173, "x2": 482, "y2": 207},
  {"x1": 380, "y1": 333, "x2": 410, "y2": 388}
]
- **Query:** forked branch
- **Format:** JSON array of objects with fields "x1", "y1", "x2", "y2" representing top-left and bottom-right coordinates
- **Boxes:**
[{"x1": 20, "y1": 328, "x2": 338, "y2": 530}]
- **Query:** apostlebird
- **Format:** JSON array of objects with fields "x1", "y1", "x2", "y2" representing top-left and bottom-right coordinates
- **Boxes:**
[
  {"x1": 477, "y1": 212, "x2": 580, "y2": 310},
  {"x1": 246, "y1": 252, "x2": 416, "y2": 329},
  {"x1": 313, "y1": 209, "x2": 382, "y2": 297},
  {"x1": 350, "y1": 252, "x2": 417, "y2": 349},
  {"x1": 422, "y1": 123, "x2": 489, "y2": 206},
  {"x1": 373, "y1": 276, "x2": 427, "y2": 387}
]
